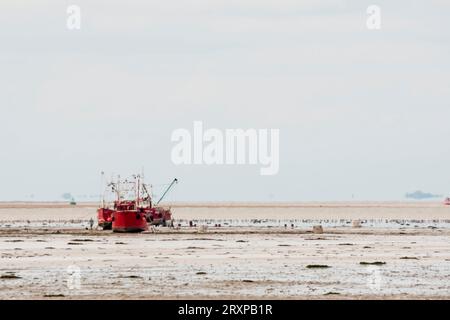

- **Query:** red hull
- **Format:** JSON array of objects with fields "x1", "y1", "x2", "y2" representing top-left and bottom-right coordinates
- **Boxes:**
[
  {"x1": 444, "y1": 197, "x2": 450, "y2": 205},
  {"x1": 97, "y1": 208, "x2": 114, "y2": 229},
  {"x1": 144, "y1": 207, "x2": 173, "y2": 226},
  {"x1": 112, "y1": 210, "x2": 148, "y2": 233}
]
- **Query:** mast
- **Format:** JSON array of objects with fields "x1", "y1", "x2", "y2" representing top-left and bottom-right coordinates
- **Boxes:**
[
  {"x1": 117, "y1": 175, "x2": 121, "y2": 201},
  {"x1": 100, "y1": 171, "x2": 105, "y2": 208},
  {"x1": 136, "y1": 174, "x2": 140, "y2": 207}
]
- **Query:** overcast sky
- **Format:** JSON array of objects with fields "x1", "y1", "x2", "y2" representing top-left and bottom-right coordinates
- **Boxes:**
[{"x1": 1, "y1": 0, "x2": 450, "y2": 201}]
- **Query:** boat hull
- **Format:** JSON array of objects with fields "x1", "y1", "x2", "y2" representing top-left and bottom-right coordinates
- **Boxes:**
[
  {"x1": 97, "y1": 208, "x2": 114, "y2": 229},
  {"x1": 112, "y1": 210, "x2": 148, "y2": 233},
  {"x1": 144, "y1": 207, "x2": 173, "y2": 226}
]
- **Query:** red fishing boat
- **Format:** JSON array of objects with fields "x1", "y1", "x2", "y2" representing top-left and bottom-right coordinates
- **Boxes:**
[{"x1": 97, "y1": 174, "x2": 177, "y2": 232}]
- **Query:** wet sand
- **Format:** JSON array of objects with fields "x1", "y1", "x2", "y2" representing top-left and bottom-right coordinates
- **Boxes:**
[
  {"x1": 1, "y1": 202, "x2": 450, "y2": 299},
  {"x1": 1, "y1": 201, "x2": 450, "y2": 221}
]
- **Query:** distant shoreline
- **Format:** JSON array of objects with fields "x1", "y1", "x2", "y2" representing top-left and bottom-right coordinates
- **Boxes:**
[{"x1": 0, "y1": 200, "x2": 446, "y2": 209}]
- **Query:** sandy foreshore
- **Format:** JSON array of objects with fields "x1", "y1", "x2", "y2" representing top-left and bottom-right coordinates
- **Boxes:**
[
  {"x1": 1, "y1": 201, "x2": 450, "y2": 221},
  {"x1": 1, "y1": 202, "x2": 450, "y2": 299}
]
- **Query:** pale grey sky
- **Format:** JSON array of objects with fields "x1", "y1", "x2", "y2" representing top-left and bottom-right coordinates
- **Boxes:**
[{"x1": 1, "y1": 0, "x2": 450, "y2": 201}]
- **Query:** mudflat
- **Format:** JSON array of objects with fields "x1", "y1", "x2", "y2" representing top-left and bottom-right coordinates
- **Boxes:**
[{"x1": 1, "y1": 202, "x2": 449, "y2": 299}]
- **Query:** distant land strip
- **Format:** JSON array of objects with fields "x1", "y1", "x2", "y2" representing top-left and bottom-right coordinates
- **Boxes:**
[{"x1": 0, "y1": 201, "x2": 445, "y2": 209}]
